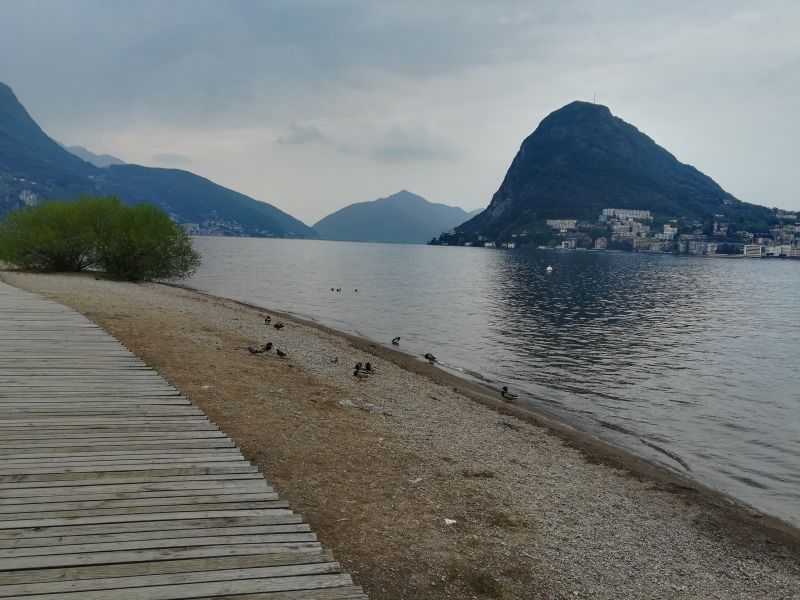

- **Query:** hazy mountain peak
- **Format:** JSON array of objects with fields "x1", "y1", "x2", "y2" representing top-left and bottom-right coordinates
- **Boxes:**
[
  {"x1": 63, "y1": 145, "x2": 126, "y2": 168},
  {"x1": 314, "y1": 190, "x2": 472, "y2": 244}
]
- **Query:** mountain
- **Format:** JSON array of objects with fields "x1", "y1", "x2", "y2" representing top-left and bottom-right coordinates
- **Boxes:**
[
  {"x1": 0, "y1": 82, "x2": 317, "y2": 238},
  {"x1": 456, "y1": 101, "x2": 775, "y2": 241},
  {"x1": 313, "y1": 190, "x2": 472, "y2": 244},
  {"x1": 63, "y1": 145, "x2": 125, "y2": 168}
]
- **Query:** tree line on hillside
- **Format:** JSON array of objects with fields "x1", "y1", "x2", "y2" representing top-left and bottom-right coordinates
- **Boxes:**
[{"x1": 0, "y1": 196, "x2": 200, "y2": 281}]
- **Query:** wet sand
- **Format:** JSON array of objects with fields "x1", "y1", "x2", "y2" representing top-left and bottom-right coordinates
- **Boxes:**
[{"x1": 3, "y1": 271, "x2": 799, "y2": 600}]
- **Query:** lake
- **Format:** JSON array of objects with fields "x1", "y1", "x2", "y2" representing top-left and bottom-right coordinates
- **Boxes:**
[{"x1": 186, "y1": 237, "x2": 800, "y2": 524}]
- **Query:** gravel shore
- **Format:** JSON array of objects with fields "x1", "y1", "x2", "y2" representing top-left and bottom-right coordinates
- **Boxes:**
[{"x1": 3, "y1": 271, "x2": 799, "y2": 600}]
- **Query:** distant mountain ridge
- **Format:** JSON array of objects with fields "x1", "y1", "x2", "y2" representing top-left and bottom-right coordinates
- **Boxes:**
[
  {"x1": 0, "y1": 82, "x2": 317, "y2": 238},
  {"x1": 313, "y1": 190, "x2": 473, "y2": 244},
  {"x1": 457, "y1": 101, "x2": 775, "y2": 241},
  {"x1": 63, "y1": 145, "x2": 126, "y2": 168}
]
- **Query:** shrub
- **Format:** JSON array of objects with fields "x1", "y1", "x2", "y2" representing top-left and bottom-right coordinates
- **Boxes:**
[
  {"x1": 96, "y1": 203, "x2": 200, "y2": 281},
  {"x1": 0, "y1": 196, "x2": 201, "y2": 281}
]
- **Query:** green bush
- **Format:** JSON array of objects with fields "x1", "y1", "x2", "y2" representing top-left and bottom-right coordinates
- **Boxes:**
[{"x1": 0, "y1": 196, "x2": 201, "y2": 281}]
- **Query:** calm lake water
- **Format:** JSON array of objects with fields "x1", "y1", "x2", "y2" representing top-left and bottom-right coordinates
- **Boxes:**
[{"x1": 187, "y1": 237, "x2": 800, "y2": 523}]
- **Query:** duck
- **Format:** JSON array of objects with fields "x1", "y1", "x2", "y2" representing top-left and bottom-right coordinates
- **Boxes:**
[
  {"x1": 546, "y1": 264, "x2": 554, "y2": 274},
  {"x1": 354, "y1": 288, "x2": 358, "y2": 293},
  {"x1": 354, "y1": 361, "x2": 363, "y2": 371},
  {"x1": 353, "y1": 369, "x2": 369, "y2": 380},
  {"x1": 391, "y1": 336, "x2": 401, "y2": 345},
  {"x1": 365, "y1": 362, "x2": 372, "y2": 373},
  {"x1": 247, "y1": 346, "x2": 263, "y2": 355},
  {"x1": 264, "y1": 315, "x2": 272, "y2": 324},
  {"x1": 262, "y1": 342, "x2": 273, "y2": 352},
  {"x1": 424, "y1": 353, "x2": 437, "y2": 364},
  {"x1": 276, "y1": 349, "x2": 287, "y2": 358},
  {"x1": 501, "y1": 386, "x2": 518, "y2": 401},
  {"x1": 274, "y1": 323, "x2": 285, "y2": 330}
]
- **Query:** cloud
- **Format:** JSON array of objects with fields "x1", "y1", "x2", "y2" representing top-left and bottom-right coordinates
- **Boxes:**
[
  {"x1": 367, "y1": 128, "x2": 459, "y2": 163},
  {"x1": 275, "y1": 123, "x2": 327, "y2": 145},
  {"x1": 152, "y1": 153, "x2": 192, "y2": 164},
  {"x1": 0, "y1": 0, "x2": 797, "y2": 219}
]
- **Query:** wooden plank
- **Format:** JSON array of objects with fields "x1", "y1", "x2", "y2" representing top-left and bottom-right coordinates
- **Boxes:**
[
  {"x1": 0, "y1": 508, "x2": 295, "y2": 530},
  {"x1": 0, "y1": 551, "x2": 333, "y2": 586},
  {"x1": 0, "y1": 524, "x2": 310, "y2": 549},
  {"x1": 0, "y1": 562, "x2": 340, "y2": 597},
  {"x1": 0, "y1": 574, "x2": 356, "y2": 600},
  {"x1": 0, "y1": 515, "x2": 304, "y2": 540},
  {"x1": 0, "y1": 542, "x2": 325, "y2": 571}
]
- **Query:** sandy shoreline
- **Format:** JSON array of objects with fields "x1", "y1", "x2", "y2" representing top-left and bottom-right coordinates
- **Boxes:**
[{"x1": 3, "y1": 271, "x2": 799, "y2": 599}]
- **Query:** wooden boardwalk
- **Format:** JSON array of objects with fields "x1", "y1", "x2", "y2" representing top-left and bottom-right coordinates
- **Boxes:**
[{"x1": 0, "y1": 282, "x2": 366, "y2": 599}]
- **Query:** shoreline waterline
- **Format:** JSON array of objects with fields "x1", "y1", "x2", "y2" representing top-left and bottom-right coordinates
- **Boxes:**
[{"x1": 168, "y1": 280, "x2": 800, "y2": 545}]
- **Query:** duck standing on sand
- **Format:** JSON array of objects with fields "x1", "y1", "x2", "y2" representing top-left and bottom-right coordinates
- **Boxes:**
[
  {"x1": 274, "y1": 323, "x2": 284, "y2": 330},
  {"x1": 501, "y1": 386, "x2": 518, "y2": 401},
  {"x1": 264, "y1": 315, "x2": 272, "y2": 324},
  {"x1": 276, "y1": 349, "x2": 287, "y2": 358},
  {"x1": 424, "y1": 353, "x2": 437, "y2": 364},
  {"x1": 391, "y1": 337, "x2": 401, "y2": 345}
]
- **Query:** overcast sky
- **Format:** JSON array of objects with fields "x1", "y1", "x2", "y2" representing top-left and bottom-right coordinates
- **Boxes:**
[{"x1": 1, "y1": 0, "x2": 798, "y2": 224}]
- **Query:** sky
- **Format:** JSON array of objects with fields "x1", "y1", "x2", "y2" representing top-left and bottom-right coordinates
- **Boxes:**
[{"x1": 1, "y1": 0, "x2": 798, "y2": 224}]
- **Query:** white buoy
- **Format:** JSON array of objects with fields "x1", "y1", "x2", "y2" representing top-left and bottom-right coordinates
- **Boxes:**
[{"x1": 546, "y1": 264, "x2": 554, "y2": 274}]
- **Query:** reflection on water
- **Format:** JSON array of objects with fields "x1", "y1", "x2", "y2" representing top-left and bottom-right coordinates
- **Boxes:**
[{"x1": 187, "y1": 237, "x2": 800, "y2": 523}]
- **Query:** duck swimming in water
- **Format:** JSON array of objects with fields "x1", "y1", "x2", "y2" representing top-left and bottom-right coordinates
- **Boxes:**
[
  {"x1": 501, "y1": 386, "x2": 518, "y2": 401},
  {"x1": 391, "y1": 337, "x2": 401, "y2": 345}
]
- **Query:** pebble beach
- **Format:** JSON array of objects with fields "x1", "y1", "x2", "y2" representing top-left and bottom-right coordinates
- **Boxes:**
[{"x1": 3, "y1": 271, "x2": 799, "y2": 600}]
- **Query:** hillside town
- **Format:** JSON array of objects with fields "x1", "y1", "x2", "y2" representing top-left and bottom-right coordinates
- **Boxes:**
[{"x1": 435, "y1": 207, "x2": 800, "y2": 259}]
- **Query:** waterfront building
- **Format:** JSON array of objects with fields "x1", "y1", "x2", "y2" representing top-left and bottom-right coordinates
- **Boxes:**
[
  {"x1": 743, "y1": 244, "x2": 764, "y2": 258},
  {"x1": 601, "y1": 208, "x2": 653, "y2": 221},
  {"x1": 594, "y1": 237, "x2": 608, "y2": 250}
]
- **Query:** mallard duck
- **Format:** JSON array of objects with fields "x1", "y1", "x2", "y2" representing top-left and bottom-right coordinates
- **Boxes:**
[{"x1": 501, "y1": 386, "x2": 518, "y2": 401}]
